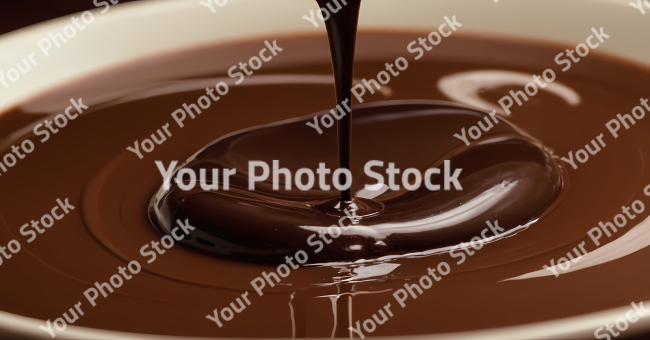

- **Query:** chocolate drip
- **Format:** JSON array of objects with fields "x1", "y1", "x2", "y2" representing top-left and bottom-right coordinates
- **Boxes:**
[{"x1": 315, "y1": 0, "x2": 362, "y2": 202}]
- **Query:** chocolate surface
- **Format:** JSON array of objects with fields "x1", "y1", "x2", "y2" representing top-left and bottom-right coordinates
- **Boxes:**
[{"x1": 0, "y1": 32, "x2": 649, "y2": 338}]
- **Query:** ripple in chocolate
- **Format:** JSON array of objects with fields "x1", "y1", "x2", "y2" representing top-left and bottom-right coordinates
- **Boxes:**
[{"x1": 149, "y1": 100, "x2": 563, "y2": 262}]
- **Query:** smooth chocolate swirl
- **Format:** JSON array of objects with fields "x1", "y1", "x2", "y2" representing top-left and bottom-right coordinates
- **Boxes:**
[{"x1": 149, "y1": 101, "x2": 563, "y2": 263}]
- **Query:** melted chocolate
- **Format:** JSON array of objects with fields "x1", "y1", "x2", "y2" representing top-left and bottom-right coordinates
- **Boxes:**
[{"x1": 1, "y1": 33, "x2": 649, "y2": 338}]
